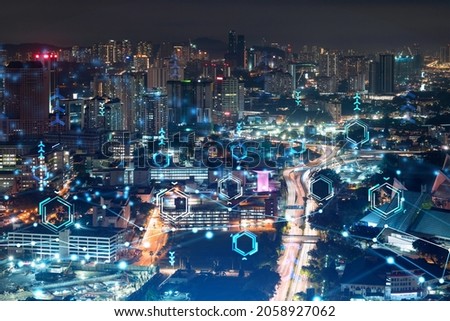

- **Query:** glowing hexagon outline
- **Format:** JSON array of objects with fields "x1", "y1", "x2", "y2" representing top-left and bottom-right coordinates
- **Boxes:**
[
  {"x1": 310, "y1": 175, "x2": 334, "y2": 201},
  {"x1": 232, "y1": 231, "x2": 258, "y2": 257},
  {"x1": 368, "y1": 182, "x2": 404, "y2": 220},
  {"x1": 218, "y1": 174, "x2": 243, "y2": 200},
  {"x1": 39, "y1": 196, "x2": 74, "y2": 232},
  {"x1": 345, "y1": 119, "x2": 369, "y2": 146},
  {"x1": 152, "y1": 152, "x2": 171, "y2": 168},
  {"x1": 156, "y1": 187, "x2": 191, "y2": 223}
]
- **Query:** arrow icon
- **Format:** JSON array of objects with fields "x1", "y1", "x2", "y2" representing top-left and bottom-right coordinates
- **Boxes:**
[{"x1": 168, "y1": 251, "x2": 175, "y2": 267}]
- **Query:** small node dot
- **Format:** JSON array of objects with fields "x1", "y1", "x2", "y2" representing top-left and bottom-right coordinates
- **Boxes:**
[
  {"x1": 372, "y1": 238, "x2": 378, "y2": 243},
  {"x1": 439, "y1": 278, "x2": 445, "y2": 284},
  {"x1": 139, "y1": 227, "x2": 144, "y2": 231},
  {"x1": 384, "y1": 224, "x2": 389, "y2": 228}
]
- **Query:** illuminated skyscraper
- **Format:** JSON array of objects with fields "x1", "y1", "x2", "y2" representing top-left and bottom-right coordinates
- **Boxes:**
[
  {"x1": 236, "y1": 35, "x2": 246, "y2": 69},
  {"x1": 141, "y1": 90, "x2": 168, "y2": 137},
  {"x1": 221, "y1": 77, "x2": 244, "y2": 124},
  {"x1": 369, "y1": 54, "x2": 395, "y2": 94},
  {"x1": 379, "y1": 54, "x2": 395, "y2": 94},
  {"x1": 4, "y1": 61, "x2": 49, "y2": 136},
  {"x1": 167, "y1": 79, "x2": 213, "y2": 134}
]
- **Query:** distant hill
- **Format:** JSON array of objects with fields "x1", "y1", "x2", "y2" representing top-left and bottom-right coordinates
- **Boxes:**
[{"x1": 191, "y1": 37, "x2": 226, "y2": 59}]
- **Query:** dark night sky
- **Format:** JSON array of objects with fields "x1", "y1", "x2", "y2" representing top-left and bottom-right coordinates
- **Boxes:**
[{"x1": 0, "y1": 0, "x2": 449, "y2": 51}]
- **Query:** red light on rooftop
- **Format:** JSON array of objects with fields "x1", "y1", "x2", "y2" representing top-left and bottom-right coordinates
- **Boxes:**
[
  {"x1": 35, "y1": 54, "x2": 40, "y2": 59},
  {"x1": 216, "y1": 76, "x2": 223, "y2": 81},
  {"x1": 43, "y1": 54, "x2": 49, "y2": 59}
]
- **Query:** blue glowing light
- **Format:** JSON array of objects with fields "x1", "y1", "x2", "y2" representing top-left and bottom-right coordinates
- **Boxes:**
[
  {"x1": 386, "y1": 257, "x2": 395, "y2": 264},
  {"x1": 205, "y1": 231, "x2": 214, "y2": 239},
  {"x1": 118, "y1": 261, "x2": 128, "y2": 270}
]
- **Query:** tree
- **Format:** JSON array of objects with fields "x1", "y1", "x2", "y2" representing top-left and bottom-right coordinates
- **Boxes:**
[{"x1": 413, "y1": 238, "x2": 449, "y2": 267}]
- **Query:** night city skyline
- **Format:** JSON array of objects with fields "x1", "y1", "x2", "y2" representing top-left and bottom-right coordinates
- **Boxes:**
[{"x1": 0, "y1": 0, "x2": 450, "y2": 304}]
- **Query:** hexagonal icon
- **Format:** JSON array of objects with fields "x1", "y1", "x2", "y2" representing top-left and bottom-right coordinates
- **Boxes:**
[
  {"x1": 156, "y1": 187, "x2": 191, "y2": 223},
  {"x1": 230, "y1": 142, "x2": 248, "y2": 161},
  {"x1": 368, "y1": 182, "x2": 404, "y2": 220},
  {"x1": 218, "y1": 174, "x2": 243, "y2": 201},
  {"x1": 345, "y1": 119, "x2": 369, "y2": 146},
  {"x1": 152, "y1": 152, "x2": 171, "y2": 168},
  {"x1": 232, "y1": 231, "x2": 258, "y2": 257},
  {"x1": 310, "y1": 175, "x2": 334, "y2": 202},
  {"x1": 39, "y1": 196, "x2": 74, "y2": 232}
]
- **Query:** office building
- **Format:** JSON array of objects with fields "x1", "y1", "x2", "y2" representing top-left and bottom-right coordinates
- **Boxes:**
[
  {"x1": 221, "y1": 77, "x2": 244, "y2": 124},
  {"x1": 4, "y1": 61, "x2": 49, "y2": 137},
  {"x1": 379, "y1": 54, "x2": 395, "y2": 94},
  {"x1": 8, "y1": 225, "x2": 126, "y2": 262}
]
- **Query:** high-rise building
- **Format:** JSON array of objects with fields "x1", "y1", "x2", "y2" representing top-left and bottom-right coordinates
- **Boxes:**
[
  {"x1": 133, "y1": 55, "x2": 150, "y2": 72},
  {"x1": 105, "y1": 72, "x2": 147, "y2": 133},
  {"x1": 167, "y1": 79, "x2": 213, "y2": 133},
  {"x1": 228, "y1": 30, "x2": 237, "y2": 56},
  {"x1": 141, "y1": 90, "x2": 168, "y2": 137},
  {"x1": 379, "y1": 54, "x2": 395, "y2": 94},
  {"x1": 4, "y1": 61, "x2": 49, "y2": 137},
  {"x1": 368, "y1": 61, "x2": 379, "y2": 94},
  {"x1": 137, "y1": 41, "x2": 153, "y2": 59},
  {"x1": 319, "y1": 52, "x2": 338, "y2": 77},
  {"x1": 60, "y1": 98, "x2": 85, "y2": 131},
  {"x1": 236, "y1": 35, "x2": 246, "y2": 69},
  {"x1": 439, "y1": 45, "x2": 450, "y2": 63},
  {"x1": 148, "y1": 60, "x2": 169, "y2": 90},
  {"x1": 221, "y1": 77, "x2": 244, "y2": 124},
  {"x1": 395, "y1": 55, "x2": 420, "y2": 87},
  {"x1": 167, "y1": 80, "x2": 197, "y2": 130}
]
